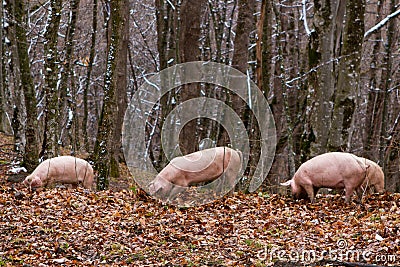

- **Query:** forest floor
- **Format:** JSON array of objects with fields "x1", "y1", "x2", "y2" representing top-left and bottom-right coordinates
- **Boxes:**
[{"x1": 0, "y1": 132, "x2": 399, "y2": 267}]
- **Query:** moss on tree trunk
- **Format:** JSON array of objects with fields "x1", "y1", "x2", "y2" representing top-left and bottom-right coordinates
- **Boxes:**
[{"x1": 14, "y1": 0, "x2": 39, "y2": 171}]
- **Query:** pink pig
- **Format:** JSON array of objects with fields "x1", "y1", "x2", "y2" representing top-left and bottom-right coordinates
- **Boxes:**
[
  {"x1": 280, "y1": 152, "x2": 384, "y2": 203},
  {"x1": 22, "y1": 156, "x2": 94, "y2": 189},
  {"x1": 148, "y1": 147, "x2": 242, "y2": 199}
]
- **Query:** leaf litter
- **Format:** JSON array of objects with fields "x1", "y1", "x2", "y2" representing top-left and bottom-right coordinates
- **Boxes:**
[{"x1": 0, "y1": 136, "x2": 399, "y2": 266}]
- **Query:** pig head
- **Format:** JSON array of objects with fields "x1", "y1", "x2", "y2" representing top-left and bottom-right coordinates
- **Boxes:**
[
  {"x1": 357, "y1": 158, "x2": 385, "y2": 195},
  {"x1": 280, "y1": 152, "x2": 382, "y2": 203},
  {"x1": 22, "y1": 156, "x2": 94, "y2": 189},
  {"x1": 148, "y1": 147, "x2": 242, "y2": 200}
]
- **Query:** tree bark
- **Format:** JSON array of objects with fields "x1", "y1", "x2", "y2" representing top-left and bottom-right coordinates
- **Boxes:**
[
  {"x1": 306, "y1": 0, "x2": 344, "y2": 155},
  {"x1": 93, "y1": 0, "x2": 126, "y2": 190},
  {"x1": 82, "y1": 0, "x2": 98, "y2": 152},
  {"x1": 327, "y1": 0, "x2": 365, "y2": 151},
  {"x1": 57, "y1": 0, "x2": 80, "y2": 153},
  {"x1": 109, "y1": 0, "x2": 129, "y2": 178},
  {"x1": 379, "y1": 0, "x2": 396, "y2": 190},
  {"x1": 4, "y1": 0, "x2": 24, "y2": 153},
  {"x1": 178, "y1": 0, "x2": 206, "y2": 155},
  {"x1": 256, "y1": 0, "x2": 273, "y2": 97},
  {"x1": 363, "y1": 1, "x2": 383, "y2": 160},
  {"x1": 230, "y1": 0, "x2": 255, "y2": 191},
  {"x1": 0, "y1": 0, "x2": 4, "y2": 133},
  {"x1": 155, "y1": 0, "x2": 176, "y2": 167},
  {"x1": 40, "y1": 0, "x2": 62, "y2": 159},
  {"x1": 13, "y1": 0, "x2": 39, "y2": 170},
  {"x1": 231, "y1": 0, "x2": 255, "y2": 128}
]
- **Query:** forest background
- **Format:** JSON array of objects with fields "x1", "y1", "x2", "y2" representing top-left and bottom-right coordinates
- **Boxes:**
[{"x1": 0, "y1": 0, "x2": 399, "y2": 192}]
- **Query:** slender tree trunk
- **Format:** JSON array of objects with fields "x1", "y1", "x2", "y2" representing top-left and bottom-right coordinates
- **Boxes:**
[
  {"x1": 256, "y1": 0, "x2": 273, "y2": 97},
  {"x1": 4, "y1": 0, "x2": 23, "y2": 152},
  {"x1": 363, "y1": 1, "x2": 383, "y2": 160},
  {"x1": 155, "y1": 0, "x2": 180, "y2": 167},
  {"x1": 379, "y1": 0, "x2": 396, "y2": 189},
  {"x1": 230, "y1": 0, "x2": 255, "y2": 191},
  {"x1": 208, "y1": 0, "x2": 230, "y2": 63},
  {"x1": 231, "y1": 0, "x2": 255, "y2": 128},
  {"x1": 13, "y1": 0, "x2": 39, "y2": 170},
  {"x1": 57, "y1": 0, "x2": 80, "y2": 152},
  {"x1": 178, "y1": 0, "x2": 206, "y2": 155},
  {"x1": 93, "y1": 0, "x2": 125, "y2": 190},
  {"x1": 109, "y1": 0, "x2": 129, "y2": 177},
  {"x1": 155, "y1": 0, "x2": 170, "y2": 165},
  {"x1": 327, "y1": 0, "x2": 365, "y2": 151},
  {"x1": 230, "y1": 0, "x2": 256, "y2": 125},
  {"x1": 306, "y1": 0, "x2": 343, "y2": 155},
  {"x1": 41, "y1": 0, "x2": 62, "y2": 159},
  {"x1": 82, "y1": 0, "x2": 98, "y2": 152},
  {"x1": 0, "y1": 0, "x2": 4, "y2": 133}
]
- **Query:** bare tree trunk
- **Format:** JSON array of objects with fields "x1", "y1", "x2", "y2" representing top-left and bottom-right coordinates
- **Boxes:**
[
  {"x1": 229, "y1": 0, "x2": 255, "y2": 191},
  {"x1": 109, "y1": 0, "x2": 129, "y2": 178},
  {"x1": 4, "y1": 0, "x2": 24, "y2": 153},
  {"x1": 58, "y1": 0, "x2": 81, "y2": 153},
  {"x1": 178, "y1": 0, "x2": 206, "y2": 155},
  {"x1": 82, "y1": 0, "x2": 98, "y2": 152},
  {"x1": 93, "y1": 0, "x2": 126, "y2": 190},
  {"x1": 379, "y1": 0, "x2": 396, "y2": 190},
  {"x1": 41, "y1": 0, "x2": 62, "y2": 159},
  {"x1": 155, "y1": 0, "x2": 176, "y2": 167},
  {"x1": 231, "y1": 0, "x2": 255, "y2": 124},
  {"x1": 13, "y1": 0, "x2": 39, "y2": 170},
  {"x1": 363, "y1": 1, "x2": 383, "y2": 160},
  {"x1": 328, "y1": 0, "x2": 365, "y2": 151},
  {"x1": 256, "y1": 0, "x2": 273, "y2": 97},
  {"x1": 155, "y1": 0, "x2": 168, "y2": 71},
  {"x1": 306, "y1": 0, "x2": 343, "y2": 155},
  {"x1": 0, "y1": 0, "x2": 4, "y2": 133}
]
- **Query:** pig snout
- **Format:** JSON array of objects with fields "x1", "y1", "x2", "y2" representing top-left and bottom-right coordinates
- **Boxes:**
[
  {"x1": 280, "y1": 178, "x2": 310, "y2": 201},
  {"x1": 22, "y1": 175, "x2": 43, "y2": 188},
  {"x1": 148, "y1": 175, "x2": 178, "y2": 200},
  {"x1": 30, "y1": 176, "x2": 43, "y2": 188},
  {"x1": 148, "y1": 180, "x2": 162, "y2": 196}
]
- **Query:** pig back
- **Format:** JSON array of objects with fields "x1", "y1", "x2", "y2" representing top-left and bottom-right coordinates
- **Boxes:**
[
  {"x1": 169, "y1": 147, "x2": 229, "y2": 173},
  {"x1": 46, "y1": 156, "x2": 93, "y2": 183},
  {"x1": 295, "y1": 152, "x2": 367, "y2": 188}
]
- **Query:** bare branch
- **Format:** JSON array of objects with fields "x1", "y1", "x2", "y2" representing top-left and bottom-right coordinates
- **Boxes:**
[
  {"x1": 364, "y1": 8, "x2": 400, "y2": 39},
  {"x1": 302, "y1": 0, "x2": 313, "y2": 36}
]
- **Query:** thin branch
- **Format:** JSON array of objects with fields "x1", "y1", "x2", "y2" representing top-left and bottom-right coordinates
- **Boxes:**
[
  {"x1": 364, "y1": 8, "x2": 400, "y2": 39},
  {"x1": 301, "y1": 0, "x2": 313, "y2": 36}
]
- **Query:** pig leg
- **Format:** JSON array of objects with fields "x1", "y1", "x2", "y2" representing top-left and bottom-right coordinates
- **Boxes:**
[
  {"x1": 83, "y1": 173, "x2": 94, "y2": 189},
  {"x1": 355, "y1": 187, "x2": 364, "y2": 203},
  {"x1": 303, "y1": 184, "x2": 315, "y2": 203},
  {"x1": 344, "y1": 187, "x2": 355, "y2": 203},
  {"x1": 313, "y1": 187, "x2": 320, "y2": 200}
]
